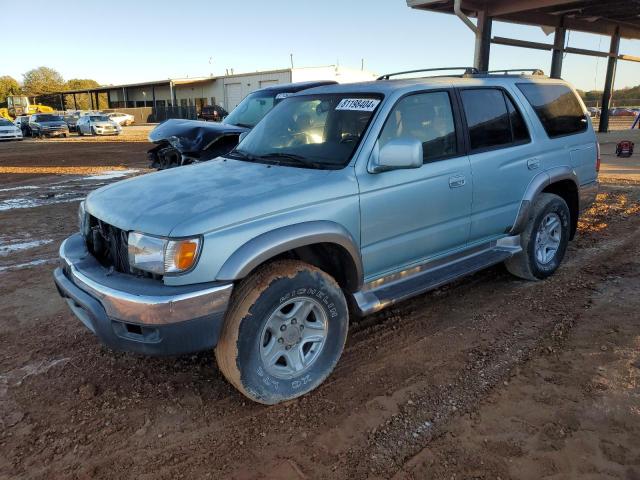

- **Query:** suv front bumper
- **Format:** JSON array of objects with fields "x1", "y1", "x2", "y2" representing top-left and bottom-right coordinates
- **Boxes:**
[{"x1": 53, "y1": 233, "x2": 233, "y2": 356}]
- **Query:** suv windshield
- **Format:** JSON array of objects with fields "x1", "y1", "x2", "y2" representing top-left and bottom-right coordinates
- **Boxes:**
[
  {"x1": 230, "y1": 94, "x2": 382, "y2": 169},
  {"x1": 90, "y1": 115, "x2": 109, "y2": 122},
  {"x1": 223, "y1": 91, "x2": 279, "y2": 128},
  {"x1": 35, "y1": 115, "x2": 63, "y2": 122},
  {"x1": 0, "y1": 119, "x2": 13, "y2": 126}
]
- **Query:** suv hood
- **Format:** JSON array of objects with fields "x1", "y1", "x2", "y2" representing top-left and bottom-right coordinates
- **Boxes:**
[
  {"x1": 85, "y1": 159, "x2": 348, "y2": 237},
  {"x1": 92, "y1": 121, "x2": 116, "y2": 127},
  {"x1": 148, "y1": 119, "x2": 247, "y2": 153}
]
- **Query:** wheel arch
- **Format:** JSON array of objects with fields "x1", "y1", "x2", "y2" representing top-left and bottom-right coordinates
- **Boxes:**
[
  {"x1": 216, "y1": 221, "x2": 363, "y2": 293},
  {"x1": 511, "y1": 167, "x2": 579, "y2": 239}
]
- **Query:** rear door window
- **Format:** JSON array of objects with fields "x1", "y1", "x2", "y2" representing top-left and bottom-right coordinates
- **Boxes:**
[
  {"x1": 460, "y1": 88, "x2": 531, "y2": 151},
  {"x1": 516, "y1": 83, "x2": 587, "y2": 138},
  {"x1": 460, "y1": 89, "x2": 512, "y2": 151}
]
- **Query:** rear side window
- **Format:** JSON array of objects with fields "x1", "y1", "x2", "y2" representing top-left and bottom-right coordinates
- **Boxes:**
[
  {"x1": 517, "y1": 83, "x2": 587, "y2": 138},
  {"x1": 460, "y1": 88, "x2": 530, "y2": 151}
]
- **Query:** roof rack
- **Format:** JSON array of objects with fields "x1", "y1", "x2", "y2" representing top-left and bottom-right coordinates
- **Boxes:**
[
  {"x1": 484, "y1": 69, "x2": 546, "y2": 76},
  {"x1": 377, "y1": 67, "x2": 479, "y2": 81}
]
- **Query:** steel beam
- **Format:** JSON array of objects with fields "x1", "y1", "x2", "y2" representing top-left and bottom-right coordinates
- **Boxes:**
[
  {"x1": 550, "y1": 24, "x2": 566, "y2": 78},
  {"x1": 475, "y1": 7, "x2": 492, "y2": 71},
  {"x1": 599, "y1": 27, "x2": 621, "y2": 133}
]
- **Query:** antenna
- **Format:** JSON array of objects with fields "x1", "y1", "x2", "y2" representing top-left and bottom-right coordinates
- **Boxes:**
[{"x1": 290, "y1": 53, "x2": 294, "y2": 69}]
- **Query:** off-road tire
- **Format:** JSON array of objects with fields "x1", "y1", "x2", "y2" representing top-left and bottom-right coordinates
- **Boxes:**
[
  {"x1": 91, "y1": 127, "x2": 97, "y2": 136},
  {"x1": 216, "y1": 260, "x2": 349, "y2": 404},
  {"x1": 505, "y1": 193, "x2": 570, "y2": 281},
  {"x1": 78, "y1": 128, "x2": 83, "y2": 136}
]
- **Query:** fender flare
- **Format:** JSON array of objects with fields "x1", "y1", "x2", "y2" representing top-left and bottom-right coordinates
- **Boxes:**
[
  {"x1": 510, "y1": 166, "x2": 579, "y2": 235},
  {"x1": 216, "y1": 221, "x2": 364, "y2": 290}
]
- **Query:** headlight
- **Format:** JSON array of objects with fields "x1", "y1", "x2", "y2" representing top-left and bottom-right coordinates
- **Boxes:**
[
  {"x1": 78, "y1": 201, "x2": 89, "y2": 236},
  {"x1": 127, "y1": 232, "x2": 201, "y2": 275}
]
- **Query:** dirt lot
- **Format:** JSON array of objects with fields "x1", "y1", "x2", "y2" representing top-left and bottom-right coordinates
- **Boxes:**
[{"x1": 0, "y1": 130, "x2": 639, "y2": 479}]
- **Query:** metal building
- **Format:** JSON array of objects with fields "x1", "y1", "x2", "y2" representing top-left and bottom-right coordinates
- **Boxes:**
[{"x1": 49, "y1": 65, "x2": 376, "y2": 115}]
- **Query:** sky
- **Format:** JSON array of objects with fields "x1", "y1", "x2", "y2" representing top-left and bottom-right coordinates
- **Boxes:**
[{"x1": 4, "y1": 0, "x2": 640, "y2": 93}]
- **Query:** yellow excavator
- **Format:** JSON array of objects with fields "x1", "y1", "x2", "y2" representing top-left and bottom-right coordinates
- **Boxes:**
[{"x1": 0, "y1": 95, "x2": 53, "y2": 120}]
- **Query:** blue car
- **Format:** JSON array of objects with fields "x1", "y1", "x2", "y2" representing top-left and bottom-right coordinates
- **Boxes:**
[{"x1": 55, "y1": 68, "x2": 598, "y2": 404}]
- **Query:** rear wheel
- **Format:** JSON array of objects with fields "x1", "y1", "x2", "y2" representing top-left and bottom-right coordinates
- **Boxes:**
[
  {"x1": 78, "y1": 127, "x2": 83, "y2": 136},
  {"x1": 91, "y1": 127, "x2": 97, "y2": 136},
  {"x1": 216, "y1": 260, "x2": 349, "y2": 404},
  {"x1": 505, "y1": 193, "x2": 570, "y2": 280}
]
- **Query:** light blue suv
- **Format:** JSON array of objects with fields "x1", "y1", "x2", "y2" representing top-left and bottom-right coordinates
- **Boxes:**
[{"x1": 54, "y1": 69, "x2": 599, "y2": 404}]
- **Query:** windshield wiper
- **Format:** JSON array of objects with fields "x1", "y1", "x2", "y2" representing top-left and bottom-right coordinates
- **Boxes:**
[
  {"x1": 256, "y1": 152, "x2": 325, "y2": 169},
  {"x1": 225, "y1": 149, "x2": 260, "y2": 162}
]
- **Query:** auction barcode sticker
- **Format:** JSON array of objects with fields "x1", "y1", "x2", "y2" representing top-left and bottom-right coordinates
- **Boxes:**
[{"x1": 335, "y1": 98, "x2": 380, "y2": 112}]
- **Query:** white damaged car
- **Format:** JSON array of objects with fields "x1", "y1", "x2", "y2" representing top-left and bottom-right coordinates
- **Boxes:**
[{"x1": 0, "y1": 119, "x2": 23, "y2": 141}]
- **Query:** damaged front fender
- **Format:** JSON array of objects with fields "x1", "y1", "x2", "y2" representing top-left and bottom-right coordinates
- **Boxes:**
[{"x1": 147, "y1": 119, "x2": 248, "y2": 170}]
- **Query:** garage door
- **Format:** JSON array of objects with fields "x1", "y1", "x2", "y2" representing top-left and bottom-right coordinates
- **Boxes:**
[
  {"x1": 259, "y1": 79, "x2": 279, "y2": 88},
  {"x1": 225, "y1": 83, "x2": 243, "y2": 110}
]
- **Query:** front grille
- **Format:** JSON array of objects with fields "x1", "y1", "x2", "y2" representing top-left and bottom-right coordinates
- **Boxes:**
[{"x1": 86, "y1": 215, "x2": 131, "y2": 273}]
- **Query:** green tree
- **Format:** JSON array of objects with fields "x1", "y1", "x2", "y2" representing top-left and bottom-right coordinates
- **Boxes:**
[
  {"x1": 0, "y1": 75, "x2": 21, "y2": 105},
  {"x1": 22, "y1": 67, "x2": 64, "y2": 96},
  {"x1": 64, "y1": 78, "x2": 100, "y2": 110}
]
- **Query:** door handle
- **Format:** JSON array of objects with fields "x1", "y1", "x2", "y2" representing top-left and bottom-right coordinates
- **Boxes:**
[
  {"x1": 527, "y1": 158, "x2": 540, "y2": 170},
  {"x1": 449, "y1": 175, "x2": 466, "y2": 188}
]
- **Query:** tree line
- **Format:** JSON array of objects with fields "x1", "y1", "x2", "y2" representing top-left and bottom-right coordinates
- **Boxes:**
[{"x1": 0, "y1": 66, "x2": 102, "y2": 110}]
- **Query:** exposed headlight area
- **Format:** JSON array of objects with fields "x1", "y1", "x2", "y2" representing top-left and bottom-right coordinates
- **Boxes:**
[
  {"x1": 127, "y1": 232, "x2": 201, "y2": 275},
  {"x1": 78, "y1": 201, "x2": 89, "y2": 236}
]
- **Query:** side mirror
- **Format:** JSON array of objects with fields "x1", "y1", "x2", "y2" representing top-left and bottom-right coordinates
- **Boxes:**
[
  {"x1": 370, "y1": 138, "x2": 423, "y2": 173},
  {"x1": 238, "y1": 131, "x2": 249, "y2": 143}
]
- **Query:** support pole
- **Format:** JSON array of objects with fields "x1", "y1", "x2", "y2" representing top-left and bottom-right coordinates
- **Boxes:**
[
  {"x1": 474, "y1": 7, "x2": 492, "y2": 71},
  {"x1": 550, "y1": 24, "x2": 566, "y2": 79},
  {"x1": 89, "y1": 91, "x2": 94, "y2": 110},
  {"x1": 73, "y1": 94, "x2": 77, "y2": 110},
  {"x1": 599, "y1": 27, "x2": 621, "y2": 133}
]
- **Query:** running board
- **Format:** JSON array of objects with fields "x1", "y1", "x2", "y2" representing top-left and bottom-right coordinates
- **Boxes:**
[{"x1": 352, "y1": 239, "x2": 521, "y2": 316}]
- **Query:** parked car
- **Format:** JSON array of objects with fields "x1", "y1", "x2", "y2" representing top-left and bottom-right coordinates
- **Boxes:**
[
  {"x1": 13, "y1": 115, "x2": 31, "y2": 136},
  {"x1": 64, "y1": 114, "x2": 80, "y2": 132},
  {"x1": 29, "y1": 114, "x2": 69, "y2": 138},
  {"x1": 54, "y1": 70, "x2": 599, "y2": 404},
  {"x1": 77, "y1": 115, "x2": 121, "y2": 136},
  {"x1": 147, "y1": 80, "x2": 337, "y2": 169},
  {"x1": 587, "y1": 106, "x2": 600, "y2": 117},
  {"x1": 107, "y1": 112, "x2": 135, "y2": 126},
  {"x1": 0, "y1": 119, "x2": 23, "y2": 141},
  {"x1": 198, "y1": 104, "x2": 228, "y2": 122},
  {"x1": 609, "y1": 108, "x2": 636, "y2": 116}
]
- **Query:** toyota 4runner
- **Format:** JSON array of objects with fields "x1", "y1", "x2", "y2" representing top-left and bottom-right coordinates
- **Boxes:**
[{"x1": 54, "y1": 68, "x2": 599, "y2": 404}]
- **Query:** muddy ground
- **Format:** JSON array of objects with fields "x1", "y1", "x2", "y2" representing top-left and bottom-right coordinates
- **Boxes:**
[{"x1": 0, "y1": 131, "x2": 638, "y2": 479}]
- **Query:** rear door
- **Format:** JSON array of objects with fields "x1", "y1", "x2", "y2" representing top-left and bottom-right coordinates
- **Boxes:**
[
  {"x1": 458, "y1": 87, "x2": 538, "y2": 245},
  {"x1": 358, "y1": 90, "x2": 473, "y2": 279}
]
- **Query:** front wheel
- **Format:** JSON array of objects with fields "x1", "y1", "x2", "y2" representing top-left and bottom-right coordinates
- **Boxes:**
[
  {"x1": 91, "y1": 127, "x2": 97, "y2": 136},
  {"x1": 505, "y1": 193, "x2": 570, "y2": 281},
  {"x1": 216, "y1": 260, "x2": 349, "y2": 404}
]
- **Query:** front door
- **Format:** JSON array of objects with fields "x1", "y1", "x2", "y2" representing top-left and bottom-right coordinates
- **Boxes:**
[{"x1": 358, "y1": 90, "x2": 473, "y2": 281}]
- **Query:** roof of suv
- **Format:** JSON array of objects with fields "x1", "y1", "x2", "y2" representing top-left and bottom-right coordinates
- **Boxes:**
[{"x1": 296, "y1": 74, "x2": 566, "y2": 96}]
